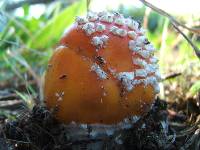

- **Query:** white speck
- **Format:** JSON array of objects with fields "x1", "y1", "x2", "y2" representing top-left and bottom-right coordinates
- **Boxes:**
[
  {"x1": 132, "y1": 58, "x2": 147, "y2": 67},
  {"x1": 141, "y1": 123, "x2": 146, "y2": 129},
  {"x1": 103, "y1": 91, "x2": 107, "y2": 96},
  {"x1": 145, "y1": 43, "x2": 155, "y2": 53},
  {"x1": 75, "y1": 16, "x2": 88, "y2": 24},
  {"x1": 149, "y1": 56, "x2": 158, "y2": 64},
  {"x1": 82, "y1": 22, "x2": 95, "y2": 35},
  {"x1": 99, "y1": 12, "x2": 114, "y2": 23},
  {"x1": 137, "y1": 50, "x2": 150, "y2": 58},
  {"x1": 91, "y1": 63, "x2": 107, "y2": 79},
  {"x1": 126, "y1": 18, "x2": 139, "y2": 30},
  {"x1": 114, "y1": 16, "x2": 125, "y2": 26},
  {"x1": 135, "y1": 69, "x2": 147, "y2": 77},
  {"x1": 116, "y1": 28, "x2": 127, "y2": 37},
  {"x1": 87, "y1": 12, "x2": 98, "y2": 21},
  {"x1": 117, "y1": 72, "x2": 135, "y2": 91},
  {"x1": 96, "y1": 23, "x2": 106, "y2": 32},
  {"x1": 101, "y1": 35, "x2": 109, "y2": 42},
  {"x1": 128, "y1": 31, "x2": 136, "y2": 39},
  {"x1": 55, "y1": 91, "x2": 64, "y2": 101},
  {"x1": 110, "y1": 26, "x2": 119, "y2": 35}
]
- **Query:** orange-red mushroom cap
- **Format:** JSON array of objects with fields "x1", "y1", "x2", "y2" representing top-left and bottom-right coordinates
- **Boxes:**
[{"x1": 44, "y1": 12, "x2": 161, "y2": 124}]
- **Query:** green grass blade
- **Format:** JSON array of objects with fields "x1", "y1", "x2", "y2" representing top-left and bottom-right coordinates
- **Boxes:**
[
  {"x1": 29, "y1": 0, "x2": 86, "y2": 50},
  {"x1": 189, "y1": 80, "x2": 200, "y2": 96}
]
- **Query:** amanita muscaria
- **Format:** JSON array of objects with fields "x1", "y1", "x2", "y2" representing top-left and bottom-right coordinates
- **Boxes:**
[{"x1": 44, "y1": 11, "x2": 161, "y2": 124}]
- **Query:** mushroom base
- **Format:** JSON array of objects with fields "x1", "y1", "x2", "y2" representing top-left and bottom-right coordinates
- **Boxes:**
[{"x1": 61, "y1": 115, "x2": 140, "y2": 149}]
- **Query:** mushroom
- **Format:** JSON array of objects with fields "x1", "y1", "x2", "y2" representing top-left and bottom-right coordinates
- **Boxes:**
[{"x1": 44, "y1": 11, "x2": 161, "y2": 125}]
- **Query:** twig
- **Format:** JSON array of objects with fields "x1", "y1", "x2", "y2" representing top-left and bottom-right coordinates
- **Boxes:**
[
  {"x1": 172, "y1": 23, "x2": 200, "y2": 59},
  {"x1": 139, "y1": 0, "x2": 200, "y2": 59},
  {"x1": 163, "y1": 72, "x2": 182, "y2": 81}
]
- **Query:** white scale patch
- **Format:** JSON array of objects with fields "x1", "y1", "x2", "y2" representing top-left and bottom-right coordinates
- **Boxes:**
[
  {"x1": 145, "y1": 43, "x2": 155, "y2": 53},
  {"x1": 75, "y1": 16, "x2": 88, "y2": 24},
  {"x1": 110, "y1": 26, "x2": 128, "y2": 37},
  {"x1": 132, "y1": 79, "x2": 146, "y2": 86},
  {"x1": 91, "y1": 35, "x2": 109, "y2": 49},
  {"x1": 92, "y1": 37, "x2": 104, "y2": 48},
  {"x1": 99, "y1": 12, "x2": 114, "y2": 23},
  {"x1": 146, "y1": 76, "x2": 160, "y2": 93},
  {"x1": 129, "y1": 40, "x2": 141, "y2": 52},
  {"x1": 114, "y1": 16, "x2": 125, "y2": 26},
  {"x1": 126, "y1": 18, "x2": 139, "y2": 30},
  {"x1": 136, "y1": 36, "x2": 147, "y2": 46},
  {"x1": 128, "y1": 31, "x2": 136, "y2": 39},
  {"x1": 129, "y1": 40, "x2": 149, "y2": 54},
  {"x1": 137, "y1": 50, "x2": 150, "y2": 59},
  {"x1": 96, "y1": 23, "x2": 106, "y2": 32},
  {"x1": 110, "y1": 26, "x2": 119, "y2": 35},
  {"x1": 87, "y1": 12, "x2": 98, "y2": 21},
  {"x1": 145, "y1": 64, "x2": 157, "y2": 74},
  {"x1": 135, "y1": 69, "x2": 147, "y2": 78},
  {"x1": 133, "y1": 58, "x2": 147, "y2": 67},
  {"x1": 91, "y1": 63, "x2": 107, "y2": 79},
  {"x1": 82, "y1": 22, "x2": 95, "y2": 35},
  {"x1": 116, "y1": 28, "x2": 127, "y2": 37},
  {"x1": 149, "y1": 56, "x2": 158, "y2": 64},
  {"x1": 117, "y1": 72, "x2": 135, "y2": 91}
]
